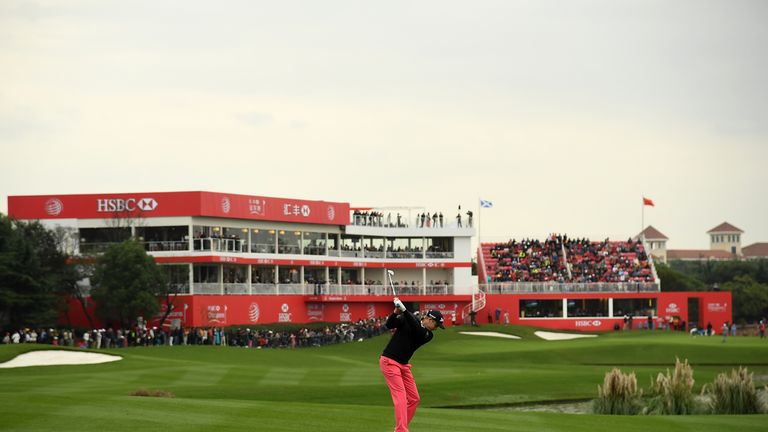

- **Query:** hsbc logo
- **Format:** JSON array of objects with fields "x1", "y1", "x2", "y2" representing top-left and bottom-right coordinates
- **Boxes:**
[
  {"x1": 97, "y1": 197, "x2": 158, "y2": 213},
  {"x1": 137, "y1": 198, "x2": 158, "y2": 211},
  {"x1": 575, "y1": 320, "x2": 602, "y2": 327}
]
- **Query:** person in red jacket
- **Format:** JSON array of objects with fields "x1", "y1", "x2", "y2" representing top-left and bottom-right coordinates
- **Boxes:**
[{"x1": 380, "y1": 297, "x2": 444, "y2": 432}]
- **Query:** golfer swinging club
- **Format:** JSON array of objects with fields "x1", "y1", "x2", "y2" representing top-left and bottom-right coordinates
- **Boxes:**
[{"x1": 380, "y1": 271, "x2": 444, "y2": 432}]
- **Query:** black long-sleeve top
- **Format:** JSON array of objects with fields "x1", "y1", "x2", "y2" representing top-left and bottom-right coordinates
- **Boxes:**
[{"x1": 381, "y1": 310, "x2": 433, "y2": 365}]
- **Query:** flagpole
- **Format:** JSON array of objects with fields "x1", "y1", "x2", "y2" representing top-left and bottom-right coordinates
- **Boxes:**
[
  {"x1": 475, "y1": 196, "x2": 480, "y2": 312},
  {"x1": 641, "y1": 196, "x2": 644, "y2": 241}
]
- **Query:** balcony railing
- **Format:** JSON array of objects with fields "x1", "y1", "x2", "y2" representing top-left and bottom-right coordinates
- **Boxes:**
[
  {"x1": 188, "y1": 283, "x2": 455, "y2": 296},
  {"x1": 193, "y1": 238, "x2": 246, "y2": 253},
  {"x1": 143, "y1": 241, "x2": 188, "y2": 252},
  {"x1": 481, "y1": 282, "x2": 660, "y2": 294}
]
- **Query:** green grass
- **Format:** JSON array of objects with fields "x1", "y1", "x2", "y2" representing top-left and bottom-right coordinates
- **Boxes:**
[{"x1": 1, "y1": 325, "x2": 767, "y2": 431}]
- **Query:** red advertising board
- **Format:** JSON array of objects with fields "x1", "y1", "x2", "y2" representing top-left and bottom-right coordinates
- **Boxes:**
[
  {"x1": 61, "y1": 291, "x2": 731, "y2": 332},
  {"x1": 8, "y1": 191, "x2": 350, "y2": 226},
  {"x1": 483, "y1": 291, "x2": 732, "y2": 331}
]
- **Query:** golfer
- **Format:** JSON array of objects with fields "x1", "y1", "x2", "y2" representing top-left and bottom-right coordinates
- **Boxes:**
[{"x1": 380, "y1": 297, "x2": 444, "y2": 432}]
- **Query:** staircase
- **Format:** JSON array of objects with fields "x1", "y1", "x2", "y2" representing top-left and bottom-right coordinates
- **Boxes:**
[{"x1": 461, "y1": 289, "x2": 487, "y2": 323}]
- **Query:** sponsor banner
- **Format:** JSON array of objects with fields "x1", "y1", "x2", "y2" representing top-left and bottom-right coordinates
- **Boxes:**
[
  {"x1": 156, "y1": 256, "x2": 472, "y2": 268},
  {"x1": 200, "y1": 192, "x2": 348, "y2": 225},
  {"x1": 8, "y1": 192, "x2": 349, "y2": 225},
  {"x1": 9, "y1": 192, "x2": 201, "y2": 220},
  {"x1": 707, "y1": 302, "x2": 727, "y2": 312},
  {"x1": 422, "y1": 302, "x2": 460, "y2": 325}
]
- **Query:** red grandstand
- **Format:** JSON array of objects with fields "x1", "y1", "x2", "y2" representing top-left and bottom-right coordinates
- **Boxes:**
[{"x1": 8, "y1": 192, "x2": 731, "y2": 332}]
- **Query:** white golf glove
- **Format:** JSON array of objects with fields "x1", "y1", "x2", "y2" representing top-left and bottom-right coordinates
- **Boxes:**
[{"x1": 393, "y1": 297, "x2": 406, "y2": 312}]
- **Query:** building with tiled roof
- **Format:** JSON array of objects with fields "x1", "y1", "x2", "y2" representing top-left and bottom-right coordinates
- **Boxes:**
[
  {"x1": 637, "y1": 225, "x2": 669, "y2": 263},
  {"x1": 707, "y1": 222, "x2": 743, "y2": 256},
  {"x1": 666, "y1": 249, "x2": 734, "y2": 261},
  {"x1": 743, "y1": 242, "x2": 768, "y2": 260}
]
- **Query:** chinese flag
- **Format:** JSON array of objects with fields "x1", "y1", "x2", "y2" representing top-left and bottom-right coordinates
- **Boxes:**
[{"x1": 643, "y1": 197, "x2": 655, "y2": 206}]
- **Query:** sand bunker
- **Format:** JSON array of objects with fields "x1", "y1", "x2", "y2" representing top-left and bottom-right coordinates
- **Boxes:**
[
  {"x1": 0, "y1": 350, "x2": 122, "y2": 368},
  {"x1": 534, "y1": 331, "x2": 597, "y2": 341},
  {"x1": 459, "y1": 331, "x2": 521, "y2": 339}
]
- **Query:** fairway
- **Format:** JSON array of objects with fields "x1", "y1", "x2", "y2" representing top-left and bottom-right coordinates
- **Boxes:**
[{"x1": 1, "y1": 327, "x2": 767, "y2": 431}]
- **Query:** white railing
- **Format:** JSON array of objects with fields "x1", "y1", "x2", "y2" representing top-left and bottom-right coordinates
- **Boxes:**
[
  {"x1": 188, "y1": 283, "x2": 455, "y2": 296},
  {"x1": 425, "y1": 251, "x2": 454, "y2": 259},
  {"x1": 250, "y1": 243, "x2": 276, "y2": 254},
  {"x1": 193, "y1": 238, "x2": 246, "y2": 253},
  {"x1": 143, "y1": 241, "x2": 188, "y2": 252},
  {"x1": 223, "y1": 283, "x2": 248, "y2": 294},
  {"x1": 481, "y1": 282, "x2": 659, "y2": 294},
  {"x1": 194, "y1": 283, "x2": 221, "y2": 294}
]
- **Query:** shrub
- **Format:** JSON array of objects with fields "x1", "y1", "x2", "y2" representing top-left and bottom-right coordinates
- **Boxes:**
[
  {"x1": 647, "y1": 358, "x2": 696, "y2": 415},
  {"x1": 703, "y1": 367, "x2": 764, "y2": 414},
  {"x1": 592, "y1": 368, "x2": 643, "y2": 415}
]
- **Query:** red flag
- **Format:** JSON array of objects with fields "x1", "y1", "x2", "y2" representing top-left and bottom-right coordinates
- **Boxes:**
[{"x1": 643, "y1": 197, "x2": 655, "y2": 206}]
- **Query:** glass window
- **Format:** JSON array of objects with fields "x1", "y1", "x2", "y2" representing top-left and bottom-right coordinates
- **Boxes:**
[
  {"x1": 613, "y1": 298, "x2": 657, "y2": 317},
  {"x1": 250, "y1": 229, "x2": 276, "y2": 253},
  {"x1": 222, "y1": 265, "x2": 247, "y2": 283},
  {"x1": 278, "y1": 266, "x2": 300, "y2": 283},
  {"x1": 304, "y1": 267, "x2": 326, "y2": 284},
  {"x1": 302, "y1": 232, "x2": 327, "y2": 255},
  {"x1": 221, "y1": 227, "x2": 247, "y2": 252},
  {"x1": 162, "y1": 265, "x2": 190, "y2": 294},
  {"x1": 251, "y1": 265, "x2": 275, "y2": 284},
  {"x1": 136, "y1": 226, "x2": 188, "y2": 251},
  {"x1": 519, "y1": 299, "x2": 562, "y2": 318},
  {"x1": 567, "y1": 298, "x2": 609, "y2": 317},
  {"x1": 78, "y1": 227, "x2": 131, "y2": 253},
  {"x1": 193, "y1": 225, "x2": 221, "y2": 251},
  {"x1": 193, "y1": 264, "x2": 219, "y2": 283},
  {"x1": 278, "y1": 230, "x2": 301, "y2": 254},
  {"x1": 341, "y1": 269, "x2": 360, "y2": 285}
]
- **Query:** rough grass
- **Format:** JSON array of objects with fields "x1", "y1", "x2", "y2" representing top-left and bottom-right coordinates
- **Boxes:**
[
  {"x1": 593, "y1": 368, "x2": 644, "y2": 415},
  {"x1": 703, "y1": 367, "x2": 766, "y2": 414},
  {"x1": 647, "y1": 358, "x2": 697, "y2": 415},
  {"x1": 1, "y1": 326, "x2": 767, "y2": 431}
]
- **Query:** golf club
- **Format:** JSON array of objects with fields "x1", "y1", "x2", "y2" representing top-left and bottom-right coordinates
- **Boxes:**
[{"x1": 386, "y1": 269, "x2": 396, "y2": 297}]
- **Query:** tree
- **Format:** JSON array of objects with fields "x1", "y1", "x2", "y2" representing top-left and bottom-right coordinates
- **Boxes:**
[
  {"x1": 0, "y1": 214, "x2": 78, "y2": 329},
  {"x1": 722, "y1": 275, "x2": 768, "y2": 324},
  {"x1": 656, "y1": 263, "x2": 706, "y2": 292},
  {"x1": 91, "y1": 240, "x2": 167, "y2": 329}
]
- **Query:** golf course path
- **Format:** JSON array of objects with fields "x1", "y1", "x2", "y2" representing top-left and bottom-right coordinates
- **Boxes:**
[
  {"x1": 534, "y1": 331, "x2": 597, "y2": 341},
  {"x1": 459, "y1": 331, "x2": 521, "y2": 339},
  {"x1": 0, "y1": 349, "x2": 122, "y2": 368}
]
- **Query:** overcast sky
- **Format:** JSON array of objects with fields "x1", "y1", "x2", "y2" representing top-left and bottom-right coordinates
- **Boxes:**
[{"x1": 2, "y1": 0, "x2": 766, "y2": 249}]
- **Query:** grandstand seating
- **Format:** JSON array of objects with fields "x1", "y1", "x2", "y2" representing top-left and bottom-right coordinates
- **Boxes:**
[{"x1": 481, "y1": 235, "x2": 655, "y2": 284}]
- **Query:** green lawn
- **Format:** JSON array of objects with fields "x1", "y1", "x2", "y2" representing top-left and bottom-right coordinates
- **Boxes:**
[{"x1": 1, "y1": 326, "x2": 767, "y2": 431}]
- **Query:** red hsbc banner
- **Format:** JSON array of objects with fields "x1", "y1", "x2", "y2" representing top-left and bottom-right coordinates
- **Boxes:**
[
  {"x1": 62, "y1": 295, "x2": 472, "y2": 328},
  {"x1": 8, "y1": 191, "x2": 349, "y2": 226}
]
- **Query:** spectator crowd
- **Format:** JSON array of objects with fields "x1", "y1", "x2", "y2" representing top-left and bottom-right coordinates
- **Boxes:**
[
  {"x1": 485, "y1": 234, "x2": 655, "y2": 283},
  {"x1": 1, "y1": 317, "x2": 389, "y2": 350}
]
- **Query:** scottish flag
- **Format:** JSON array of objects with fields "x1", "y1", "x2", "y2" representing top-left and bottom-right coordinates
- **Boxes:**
[{"x1": 480, "y1": 199, "x2": 493, "y2": 208}]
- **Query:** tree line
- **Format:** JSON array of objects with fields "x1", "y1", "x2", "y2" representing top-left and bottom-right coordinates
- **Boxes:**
[{"x1": 0, "y1": 213, "x2": 175, "y2": 331}]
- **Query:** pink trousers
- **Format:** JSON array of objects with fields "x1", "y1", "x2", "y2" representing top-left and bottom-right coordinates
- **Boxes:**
[{"x1": 379, "y1": 356, "x2": 420, "y2": 432}]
